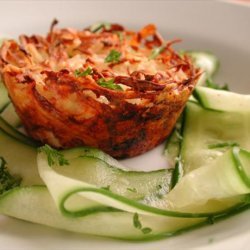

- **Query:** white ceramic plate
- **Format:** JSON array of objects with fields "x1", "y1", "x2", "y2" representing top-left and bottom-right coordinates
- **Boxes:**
[{"x1": 0, "y1": 0, "x2": 249, "y2": 249}]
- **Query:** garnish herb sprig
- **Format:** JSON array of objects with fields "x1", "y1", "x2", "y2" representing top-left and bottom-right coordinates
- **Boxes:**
[
  {"x1": 0, "y1": 157, "x2": 21, "y2": 195},
  {"x1": 97, "y1": 78, "x2": 123, "y2": 91},
  {"x1": 90, "y1": 22, "x2": 111, "y2": 33},
  {"x1": 38, "y1": 144, "x2": 69, "y2": 167},
  {"x1": 133, "y1": 213, "x2": 152, "y2": 234},
  {"x1": 74, "y1": 67, "x2": 93, "y2": 77},
  {"x1": 105, "y1": 50, "x2": 121, "y2": 63}
]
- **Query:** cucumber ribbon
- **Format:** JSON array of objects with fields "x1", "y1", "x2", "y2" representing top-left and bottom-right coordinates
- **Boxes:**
[{"x1": 37, "y1": 146, "x2": 250, "y2": 218}]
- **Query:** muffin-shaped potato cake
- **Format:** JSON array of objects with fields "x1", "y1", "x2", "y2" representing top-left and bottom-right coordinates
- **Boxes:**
[{"x1": 0, "y1": 22, "x2": 200, "y2": 158}]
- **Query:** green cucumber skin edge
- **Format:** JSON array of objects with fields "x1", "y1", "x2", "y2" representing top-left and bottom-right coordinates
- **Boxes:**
[
  {"x1": 232, "y1": 148, "x2": 250, "y2": 188},
  {"x1": 192, "y1": 89, "x2": 225, "y2": 113},
  {"x1": 59, "y1": 186, "x2": 247, "y2": 219},
  {"x1": 0, "y1": 117, "x2": 38, "y2": 147}
]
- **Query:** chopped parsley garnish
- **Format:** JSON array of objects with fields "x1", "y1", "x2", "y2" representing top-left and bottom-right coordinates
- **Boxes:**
[
  {"x1": 74, "y1": 67, "x2": 93, "y2": 77},
  {"x1": 90, "y1": 22, "x2": 111, "y2": 33},
  {"x1": 133, "y1": 213, "x2": 142, "y2": 229},
  {"x1": 105, "y1": 50, "x2": 121, "y2": 63},
  {"x1": 133, "y1": 213, "x2": 152, "y2": 234},
  {"x1": 205, "y1": 78, "x2": 229, "y2": 91},
  {"x1": 38, "y1": 144, "x2": 69, "y2": 167},
  {"x1": 149, "y1": 45, "x2": 166, "y2": 60},
  {"x1": 97, "y1": 78, "x2": 123, "y2": 91},
  {"x1": 127, "y1": 187, "x2": 137, "y2": 193},
  {"x1": 0, "y1": 157, "x2": 21, "y2": 195},
  {"x1": 156, "y1": 193, "x2": 164, "y2": 199},
  {"x1": 171, "y1": 158, "x2": 183, "y2": 189},
  {"x1": 141, "y1": 227, "x2": 152, "y2": 234}
]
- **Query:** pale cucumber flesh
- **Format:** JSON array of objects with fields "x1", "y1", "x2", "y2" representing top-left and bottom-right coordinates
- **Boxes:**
[
  {"x1": 0, "y1": 127, "x2": 43, "y2": 186},
  {"x1": 194, "y1": 86, "x2": 250, "y2": 112},
  {"x1": 181, "y1": 102, "x2": 250, "y2": 173}
]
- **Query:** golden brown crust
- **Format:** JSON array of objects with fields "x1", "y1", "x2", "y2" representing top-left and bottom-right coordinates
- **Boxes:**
[{"x1": 0, "y1": 22, "x2": 200, "y2": 158}]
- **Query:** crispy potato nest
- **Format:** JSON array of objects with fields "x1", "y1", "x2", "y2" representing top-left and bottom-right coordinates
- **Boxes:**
[{"x1": 0, "y1": 21, "x2": 200, "y2": 158}]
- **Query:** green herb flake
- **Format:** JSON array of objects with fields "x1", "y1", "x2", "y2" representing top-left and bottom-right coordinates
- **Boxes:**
[
  {"x1": 141, "y1": 227, "x2": 152, "y2": 234},
  {"x1": 90, "y1": 22, "x2": 111, "y2": 33},
  {"x1": 156, "y1": 193, "x2": 164, "y2": 199},
  {"x1": 127, "y1": 187, "x2": 137, "y2": 193},
  {"x1": 74, "y1": 67, "x2": 93, "y2": 77},
  {"x1": 133, "y1": 213, "x2": 152, "y2": 234},
  {"x1": 0, "y1": 157, "x2": 21, "y2": 195},
  {"x1": 38, "y1": 144, "x2": 69, "y2": 167},
  {"x1": 97, "y1": 78, "x2": 123, "y2": 91},
  {"x1": 149, "y1": 45, "x2": 166, "y2": 60},
  {"x1": 105, "y1": 50, "x2": 121, "y2": 63},
  {"x1": 171, "y1": 158, "x2": 183, "y2": 189},
  {"x1": 133, "y1": 213, "x2": 142, "y2": 229}
]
